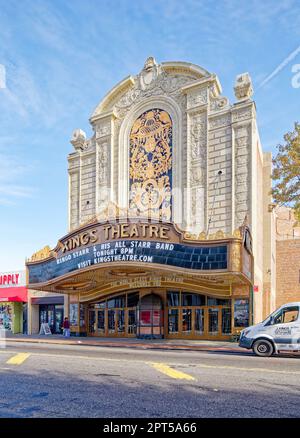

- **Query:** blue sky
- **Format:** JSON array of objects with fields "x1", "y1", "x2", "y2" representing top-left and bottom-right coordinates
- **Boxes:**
[{"x1": 0, "y1": 0, "x2": 300, "y2": 271}]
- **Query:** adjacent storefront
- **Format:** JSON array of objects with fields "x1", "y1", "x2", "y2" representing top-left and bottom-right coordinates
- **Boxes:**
[
  {"x1": 27, "y1": 291, "x2": 66, "y2": 335},
  {"x1": 0, "y1": 271, "x2": 27, "y2": 333}
]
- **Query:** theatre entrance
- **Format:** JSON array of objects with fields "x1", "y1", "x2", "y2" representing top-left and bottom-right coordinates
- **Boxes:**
[{"x1": 86, "y1": 290, "x2": 236, "y2": 340}]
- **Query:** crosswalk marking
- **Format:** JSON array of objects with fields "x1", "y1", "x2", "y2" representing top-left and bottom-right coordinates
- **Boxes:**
[
  {"x1": 6, "y1": 353, "x2": 31, "y2": 365},
  {"x1": 150, "y1": 362, "x2": 195, "y2": 380}
]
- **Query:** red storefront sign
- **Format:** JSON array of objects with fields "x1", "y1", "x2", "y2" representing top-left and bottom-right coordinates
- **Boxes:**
[{"x1": 0, "y1": 271, "x2": 27, "y2": 302}]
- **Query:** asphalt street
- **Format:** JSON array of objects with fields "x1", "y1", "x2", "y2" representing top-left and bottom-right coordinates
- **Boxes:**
[{"x1": 0, "y1": 341, "x2": 299, "y2": 418}]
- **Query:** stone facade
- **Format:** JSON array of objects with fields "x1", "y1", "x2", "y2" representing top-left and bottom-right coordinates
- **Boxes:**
[
  {"x1": 68, "y1": 59, "x2": 261, "y2": 236},
  {"x1": 67, "y1": 58, "x2": 274, "y2": 323}
]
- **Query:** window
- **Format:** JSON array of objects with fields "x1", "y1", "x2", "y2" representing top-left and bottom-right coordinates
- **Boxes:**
[
  {"x1": 168, "y1": 309, "x2": 179, "y2": 334},
  {"x1": 107, "y1": 295, "x2": 125, "y2": 308},
  {"x1": 207, "y1": 297, "x2": 231, "y2": 306},
  {"x1": 127, "y1": 292, "x2": 139, "y2": 308},
  {"x1": 167, "y1": 291, "x2": 180, "y2": 307},
  {"x1": 182, "y1": 293, "x2": 205, "y2": 306},
  {"x1": 129, "y1": 109, "x2": 173, "y2": 220},
  {"x1": 273, "y1": 306, "x2": 299, "y2": 325}
]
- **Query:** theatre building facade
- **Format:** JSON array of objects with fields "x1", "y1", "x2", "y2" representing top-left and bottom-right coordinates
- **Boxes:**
[{"x1": 27, "y1": 58, "x2": 275, "y2": 339}]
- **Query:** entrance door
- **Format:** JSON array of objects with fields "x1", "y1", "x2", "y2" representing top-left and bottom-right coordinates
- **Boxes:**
[
  {"x1": 88, "y1": 310, "x2": 96, "y2": 334},
  {"x1": 88, "y1": 306, "x2": 138, "y2": 337},
  {"x1": 167, "y1": 305, "x2": 232, "y2": 339},
  {"x1": 138, "y1": 294, "x2": 163, "y2": 339},
  {"x1": 97, "y1": 309, "x2": 105, "y2": 335},
  {"x1": 55, "y1": 306, "x2": 64, "y2": 335}
]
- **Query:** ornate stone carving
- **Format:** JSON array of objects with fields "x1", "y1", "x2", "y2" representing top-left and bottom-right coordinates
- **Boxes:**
[
  {"x1": 98, "y1": 142, "x2": 109, "y2": 184},
  {"x1": 197, "y1": 231, "x2": 207, "y2": 240},
  {"x1": 190, "y1": 112, "x2": 206, "y2": 160},
  {"x1": 187, "y1": 88, "x2": 207, "y2": 109},
  {"x1": 232, "y1": 108, "x2": 252, "y2": 122},
  {"x1": 215, "y1": 230, "x2": 225, "y2": 239},
  {"x1": 113, "y1": 57, "x2": 197, "y2": 119},
  {"x1": 191, "y1": 166, "x2": 205, "y2": 186},
  {"x1": 234, "y1": 125, "x2": 250, "y2": 228},
  {"x1": 210, "y1": 96, "x2": 229, "y2": 112},
  {"x1": 30, "y1": 246, "x2": 52, "y2": 262},
  {"x1": 70, "y1": 129, "x2": 86, "y2": 151},
  {"x1": 231, "y1": 242, "x2": 241, "y2": 271},
  {"x1": 209, "y1": 114, "x2": 231, "y2": 129},
  {"x1": 234, "y1": 73, "x2": 253, "y2": 101},
  {"x1": 139, "y1": 57, "x2": 160, "y2": 90},
  {"x1": 97, "y1": 122, "x2": 111, "y2": 138}
]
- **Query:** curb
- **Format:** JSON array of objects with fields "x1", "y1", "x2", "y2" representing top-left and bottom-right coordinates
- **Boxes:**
[{"x1": 4, "y1": 337, "x2": 245, "y2": 354}]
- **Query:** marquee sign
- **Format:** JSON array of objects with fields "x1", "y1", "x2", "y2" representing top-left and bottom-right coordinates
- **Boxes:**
[{"x1": 27, "y1": 221, "x2": 229, "y2": 286}]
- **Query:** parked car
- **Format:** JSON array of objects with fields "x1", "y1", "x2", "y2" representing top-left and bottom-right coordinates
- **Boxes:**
[{"x1": 239, "y1": 302, "x2": 300, "y2": 357}]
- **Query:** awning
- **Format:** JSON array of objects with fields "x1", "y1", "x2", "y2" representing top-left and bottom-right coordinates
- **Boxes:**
[
  {"x1": 31, "y1": 296, "x2": 64, "y2": 305},
  {"x1": 0, "y1": 287, "x2": 27, "y2": 302}
]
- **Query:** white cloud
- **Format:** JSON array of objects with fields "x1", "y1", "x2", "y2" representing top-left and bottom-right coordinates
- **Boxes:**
[{"x1": 0, "y1": 153, "x2": 35, "y2": 204}]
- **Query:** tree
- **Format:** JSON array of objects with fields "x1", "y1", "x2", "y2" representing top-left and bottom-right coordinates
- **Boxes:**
[{"x1": 271, "y1": 122, "x2": 300, "y2": 221}]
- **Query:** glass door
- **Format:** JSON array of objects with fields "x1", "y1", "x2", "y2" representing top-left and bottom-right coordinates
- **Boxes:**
[
  {"x1": 181, "y1": 308, "x2": 193, "y2": 336},
  {"x1": 88, "y1": 310, "x2": 96, "y2": 334},
  {"x1": 55, "y1": 306, "x2": 64, "y2": 334},
  {"x1": 108, "y1": 309, "x2": 116, "y2": 335},
  {"x1": 117, "y1": 309, "x2": 125, "y2": 335},
  {"x1": 222, "y1": 308, "x2": 232, "y2": 335},
  {"x1": 127, "y1": 309, "x2": 137, "y2": 336},
  {"x1": 194, "y1": 308, "x2": 205, "y2": 336},
  {"x1": 47, "y1": 306, "x2": 55, "y2": 334},
  {"x1": 97, "y1": 309, "x2": 105, "y2": 335},
  {"x1": 208, "y1": 307, "x2": 220, "y2": 336},
  {"x1": 168, "y1": 309, "x2": 179, "y2": 335}
]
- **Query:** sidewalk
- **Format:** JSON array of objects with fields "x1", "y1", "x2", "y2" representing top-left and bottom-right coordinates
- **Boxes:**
[{"x1": 3, "y1": 333, "x2": 244, "y2": 353}]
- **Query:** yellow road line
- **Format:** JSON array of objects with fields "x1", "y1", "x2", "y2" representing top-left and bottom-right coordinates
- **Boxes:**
[
  {"x1": 150, "y1": 362, "x2": 195, "y2": 380},
  {"x1": 6, "y1": 353, "x2": 31, "y2": 365},
  {"x1": 0, "y1": 349, "x2": 299, "y2": 376}
]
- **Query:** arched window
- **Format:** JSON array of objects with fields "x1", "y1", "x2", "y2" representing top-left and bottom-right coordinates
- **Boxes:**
[{"x1": 129, "y1": 108, "x2": 173, "y2": 220}]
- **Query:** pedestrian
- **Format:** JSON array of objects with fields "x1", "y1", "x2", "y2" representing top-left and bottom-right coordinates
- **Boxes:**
[{"x1": 62, "y1": 317, "x2": 70, "y2": 337}]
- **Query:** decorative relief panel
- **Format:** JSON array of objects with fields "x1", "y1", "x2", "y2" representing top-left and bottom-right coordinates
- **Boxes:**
[
  {"x1": 232, "y1": 107, "x2": 252, "y2": 123},
  {"x1": 96, "y1": 121, "x2": 111, "y2": 138},
  {"x1": 187, "y1": 88, "x2": 207, "y2": 109},
  {"x1": 209, "y1": 114, "x2": 231, "y2": 130},
  {"x1": 98, "y1": 142, "x2": 109, "y2": 185},
  {"x1": 209, "y1": 96, "x2": 229, "y2": 112},
  {"x1": 234, "y1": 125, "x2": 251, "y2": 228},
  {"x1": 113, "y1": 58, "x2": 197, "y2": 119},
  {"x1": 188, "y1": 111, "x2": 207, "y2": 231},
  {"x1": 70, "y1": 171, "x2": 80, "y2": 230},
  {"x1": 129, "y1": 108, "x2": 172, "y2": 221},
  {"x1": 97, "y1": 140, "x2": 110, "y2": 209},
  {"x1": 190, "y1": 112, "x2": 206, "y2": 161}
]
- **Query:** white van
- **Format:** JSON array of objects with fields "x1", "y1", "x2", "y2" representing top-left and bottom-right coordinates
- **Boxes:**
[{"x1": 239, "y1": 302, "x2": 300, "y2": 357}]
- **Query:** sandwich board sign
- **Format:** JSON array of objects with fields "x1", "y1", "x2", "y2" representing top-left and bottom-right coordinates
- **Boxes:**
[{"x1": 39, "y1": 323, "x2": 52, "y2": 335}]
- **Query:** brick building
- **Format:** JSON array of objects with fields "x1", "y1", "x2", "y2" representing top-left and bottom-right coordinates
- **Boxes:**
[{"x1": 275, "y1": 207, "x2": 300, "y2": 308}]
